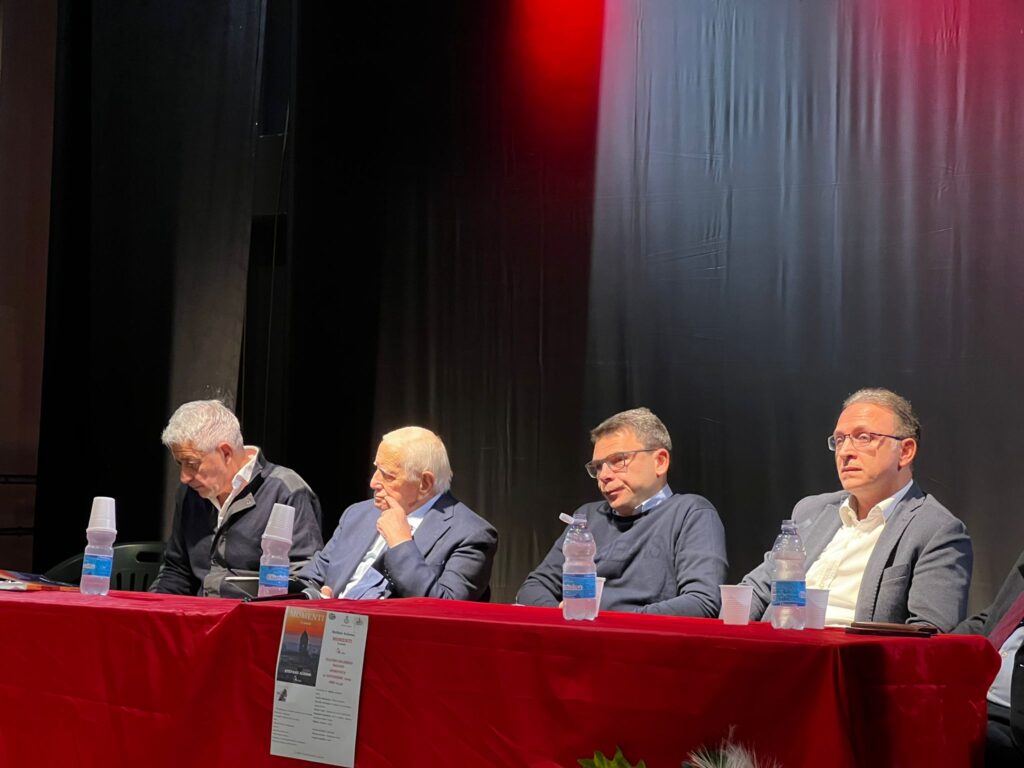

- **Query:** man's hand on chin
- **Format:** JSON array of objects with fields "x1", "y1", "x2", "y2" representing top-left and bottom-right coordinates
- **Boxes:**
[{"x1": 375, "y1": 494, "x2": 413, "y2": 547}]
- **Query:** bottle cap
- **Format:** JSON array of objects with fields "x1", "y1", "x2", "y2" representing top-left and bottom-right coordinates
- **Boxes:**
[
  {"x1": 262, "y1": 502, "x2": 295, "y2": 543},
  {"x1": 86, "y1": 496, "x2": 117, "y2": 533}
]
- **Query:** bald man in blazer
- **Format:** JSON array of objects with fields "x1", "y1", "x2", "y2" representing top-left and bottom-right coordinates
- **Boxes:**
[{"x1": 299, "y1": 427, "x2": 497, "y2": 601}]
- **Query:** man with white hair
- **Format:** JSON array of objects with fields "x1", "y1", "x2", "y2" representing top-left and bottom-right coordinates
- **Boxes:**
[
  {"x1": 150, "y1": 399, "x2": 323, "y2": 597},
  {"x1": 299, "y1": 426, "x2": 497, "y2": 600}
]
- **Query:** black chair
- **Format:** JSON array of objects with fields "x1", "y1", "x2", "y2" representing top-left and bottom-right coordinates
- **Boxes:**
[{"x1": 44, "y1": 541, "x2": 166, "y2": 591}]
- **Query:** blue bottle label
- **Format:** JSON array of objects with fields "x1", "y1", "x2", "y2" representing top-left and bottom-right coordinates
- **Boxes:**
[
  {"x1": 259, "y1": 565, "x2": 290, "y2": 589},
  {"x1": 563, "y1": 573, "x2": 597, "y2": 599},
  {"x1": 82, "y1": 554, "x2": 113, "y2": 578},
  {"x1": 772, "y1": 580, "x2": 806, "y2": 607}
]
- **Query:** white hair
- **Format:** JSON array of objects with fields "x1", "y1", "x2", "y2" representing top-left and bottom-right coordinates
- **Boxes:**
[
  {"x1": 381, "y1": 426, "x2": 453, "y2": 494},
  {"x1": 161, "y1": 400, "x2": 244, "y2": 453}
]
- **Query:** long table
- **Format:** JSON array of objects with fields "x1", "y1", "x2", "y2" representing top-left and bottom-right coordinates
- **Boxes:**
[{"x1": 0, "y1": 591, "x2": 999, "y2": 767}]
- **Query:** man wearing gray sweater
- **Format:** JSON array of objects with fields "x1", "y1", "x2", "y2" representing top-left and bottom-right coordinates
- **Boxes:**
[{"x1": 516, "y1": 408, "x2": 727, "y2": 617}]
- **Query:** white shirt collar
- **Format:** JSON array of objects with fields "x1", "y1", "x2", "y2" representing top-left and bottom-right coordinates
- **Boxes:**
[
  {"x1": 407, "y1": 492, "x2": 443, "y2": 529},
  {"x1": 214, "y1": 446, "x2": 260, "y2": 526},
  {"x1": 839, "y1": 479, "x2": 914, "y2": 527}
]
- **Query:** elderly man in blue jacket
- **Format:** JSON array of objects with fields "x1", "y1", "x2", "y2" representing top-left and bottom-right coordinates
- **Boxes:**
[{"x1": 300, "y1": 426, "x2": 497, "y2": 601}]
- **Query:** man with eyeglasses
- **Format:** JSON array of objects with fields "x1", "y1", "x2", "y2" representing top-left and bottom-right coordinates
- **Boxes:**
[
  {"x1": 298, "y1": 426, "x2": 497, "y2": 601},
  {"x1": 150, "y1": 399, "x2": 324, "y2": 597},
  {"x1": 516, "y1": 407, "x2": 727, "y2": 616},
  {"x1": 741, "y1": 388, "x2": 972, "y2": 630}
]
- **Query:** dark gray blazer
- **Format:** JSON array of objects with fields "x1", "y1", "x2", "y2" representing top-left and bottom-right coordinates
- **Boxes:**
[
  {"x1": 742, "y1": 482, "x2": 972, "y2": 631},
  {"x1": 299, "y1": 492, "x2": 497, "y2": 600},
  {"x1": 956, "y1": 549, "x2": 1024, "y2": 637},
  {"x1": 954, "y1": 549, "x2": 1024, "y2": 754}
]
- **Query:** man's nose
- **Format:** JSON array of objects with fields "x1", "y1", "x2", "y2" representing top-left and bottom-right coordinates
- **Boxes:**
[
  {"x1": 180, "y1": 467, "x2": 192, "y2": 483},
  {"x1": 596, "y1": 462, "x2": 614, "y2": 483}
]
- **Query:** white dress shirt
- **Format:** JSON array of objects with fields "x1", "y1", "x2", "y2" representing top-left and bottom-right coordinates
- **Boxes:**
[
  {"x1": 989, "y1": 626, "x2": 1024, "y2": 708},
  {"x1": 214, "y1": 446, "x2": 259, "y2": 529},
  {"x1": 806, "y1": 480, "x2": 913, "y2": 626}
]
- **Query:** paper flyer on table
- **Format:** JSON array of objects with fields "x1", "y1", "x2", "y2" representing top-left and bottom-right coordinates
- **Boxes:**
[{"x1": 270, "y1": 607, "x2": 370, "y2": 766}]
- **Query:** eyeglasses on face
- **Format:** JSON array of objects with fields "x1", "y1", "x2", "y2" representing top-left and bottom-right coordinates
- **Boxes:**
[
  {"x1": 827, "y1": 431, "x2": 911, "y2": 452},
  {"x1": 585, "y1": 448, "x2": 660, "y2": 478}
]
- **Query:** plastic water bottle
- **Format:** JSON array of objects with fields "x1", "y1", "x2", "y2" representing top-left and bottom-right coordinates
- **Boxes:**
[
  {"x1": 81, "y1": 496, "x2": 117, "y2": 596},
  {"x1": 562, "y1": 511, "x2": 598, "y2": 620},
  {"x1": 258, "y1": 503, "x2": 295, "y2": 597},
  {"x1": 769, "y1": 519, "x2": 807, "y2": 630}
]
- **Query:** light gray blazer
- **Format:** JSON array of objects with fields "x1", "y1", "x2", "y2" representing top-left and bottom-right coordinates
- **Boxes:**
[{"x1": 742, "y1": 482, "x2": 972, "y2": 631}]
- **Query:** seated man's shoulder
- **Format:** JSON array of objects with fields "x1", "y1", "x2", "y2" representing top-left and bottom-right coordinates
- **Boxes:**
[
  {"x1": 902, "y1": 490, "x2": 964, "y2": 530},
  {"x1": 444, "y1": 495, "x2": 497, "y2": 536},
  {"x1": 339, "y1": 498, "x2": 377, "y2": 520},
  {"x1": 665, "y1": 492, "x2": 718, "y2": 513},
  {"x1": 791, "y1": 490, "x2": 848, "y2": 520},
  {"x1": 265, "y1": 461, "x2": 314, "y2": 494}
]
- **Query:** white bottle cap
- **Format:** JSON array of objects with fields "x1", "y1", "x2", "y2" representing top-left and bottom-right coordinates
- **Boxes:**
[
  {"x1": 86, "y1": 496, "x2": 117, "y2": 534},
  {"x1": 262, "y1": 502, "x2": 295, "y2": 543}
]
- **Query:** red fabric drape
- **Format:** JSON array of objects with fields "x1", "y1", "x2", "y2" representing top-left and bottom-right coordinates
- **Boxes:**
[{"x1": 0, "y1": 592, "x2": 998, "y2": 767}]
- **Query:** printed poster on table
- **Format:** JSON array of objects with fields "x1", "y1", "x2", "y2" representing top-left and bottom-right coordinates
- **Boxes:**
[{"x1": 270, "y1": 607, "x2": 370, "y2": 767}]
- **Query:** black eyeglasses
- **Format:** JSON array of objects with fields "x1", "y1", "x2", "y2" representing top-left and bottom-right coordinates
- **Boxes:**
[
  {"x1": 585, "y1": 448, "x2": 660, "y2": 478},
  {"x1": 828, "y1": 432, "x2": 911, "y2": 452}
]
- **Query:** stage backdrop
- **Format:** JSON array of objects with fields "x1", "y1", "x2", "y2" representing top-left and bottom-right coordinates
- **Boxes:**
[
  {"x1": 32, "y1": 0, "x2": 1024, "y2": 612},
  {"x1": 357, "y1": 0, "x2": 1024, "y2": 606}
]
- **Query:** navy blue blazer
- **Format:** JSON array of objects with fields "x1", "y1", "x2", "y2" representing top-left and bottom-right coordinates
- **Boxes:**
[{"x1": 299, "y1": 491, "x2": 497, "y2": 600}]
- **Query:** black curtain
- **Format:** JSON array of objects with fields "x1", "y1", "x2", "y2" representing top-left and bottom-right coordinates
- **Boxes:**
[
  {"x1": 283, "y1": 0, "x2": 1024, "y2": 608},
  {"x1": 280, "y1": 2, "x2": 604, "y2": 601},
  {"x1": 35, "y1": 0, "x2": 1024, "y2": 613},
  {"x1": 585, "y1": 0, "x2": 1024, "y2": 609},
  {"x1": 36, "y1": 0, "x2": 264, "y2": 568}
]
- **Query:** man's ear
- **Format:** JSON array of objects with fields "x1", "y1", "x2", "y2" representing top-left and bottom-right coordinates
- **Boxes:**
[
  {"x1": 420, "y1": 470, "x2": 436, "y2": 495},
  {"x1": 898, "y1": 438, "x2": 917, "y2": 470},
  {"x1": 655, "y1": 448, "x2": 671, "y2": 478},
  {"x1": 217, "y1": 442, "x2": 234, "y2": 463}
]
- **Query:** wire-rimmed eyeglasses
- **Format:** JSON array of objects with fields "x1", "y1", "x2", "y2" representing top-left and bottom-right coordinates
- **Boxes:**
[
  {"x1": 827, "y1": 432, "x2": 911, "y2": 452},
  {"x1": 585, "y1": 448, "x2": 660, "y2": 478}
]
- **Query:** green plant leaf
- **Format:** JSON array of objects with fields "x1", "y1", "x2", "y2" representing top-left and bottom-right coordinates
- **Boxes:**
[{"x1": 578, "y1": 747, "x2": 647, "y2": 768}]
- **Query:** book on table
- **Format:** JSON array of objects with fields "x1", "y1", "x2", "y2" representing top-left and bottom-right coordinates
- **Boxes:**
[{"x1": 0, "y1": 569, "x2": 78, "y2": 592}]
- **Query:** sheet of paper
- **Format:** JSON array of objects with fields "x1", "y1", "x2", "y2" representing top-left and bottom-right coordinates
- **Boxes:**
[{"x1": 270, "y1": 607, "x2": 370, "y2": 766}]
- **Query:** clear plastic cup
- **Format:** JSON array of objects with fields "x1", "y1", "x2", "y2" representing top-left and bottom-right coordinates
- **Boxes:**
[
  {"x1": 87, "y1": 496, "x2": 117, "y2": 533},
  {"x1": 805, "y1": 588, "x2": 830, "y2": 629},
  {"x1": 263, "y1": 503, "x2": 295, "y2": 542},
  {"x1": 719, "y1": 584, "x2": 754, "y2": 625}
]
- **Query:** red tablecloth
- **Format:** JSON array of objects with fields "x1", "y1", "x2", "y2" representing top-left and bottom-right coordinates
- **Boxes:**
[{"x1": 0, "y1": 591, "x2": 998, "y2": 767}]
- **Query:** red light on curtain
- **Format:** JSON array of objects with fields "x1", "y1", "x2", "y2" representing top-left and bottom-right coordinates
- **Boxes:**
[{"x1": 505, "y1": 0, "x2": 605, "y2": 164}]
